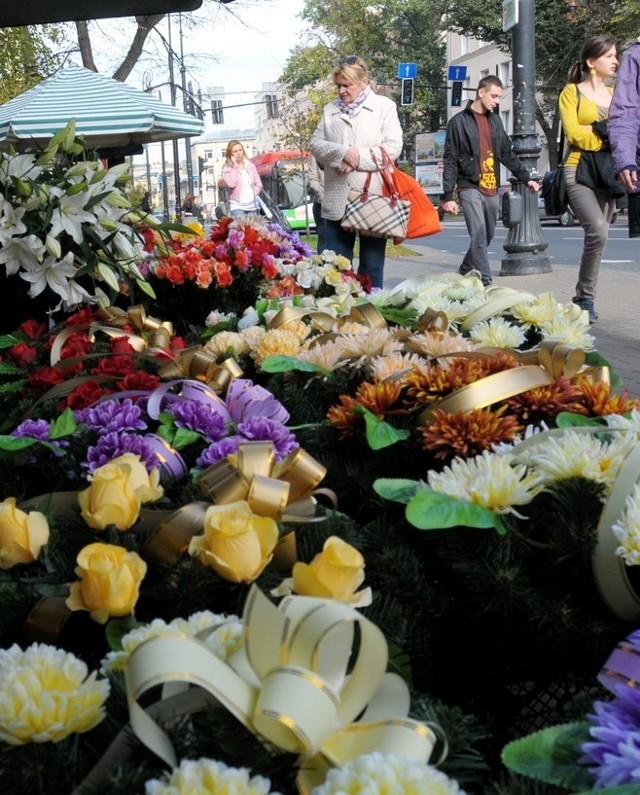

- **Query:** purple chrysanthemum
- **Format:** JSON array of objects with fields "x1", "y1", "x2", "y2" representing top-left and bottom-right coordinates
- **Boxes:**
[
  {"x1": 84, "y1": 432, "x2": 157, "y2": 474},
  {"x1": 170, "y1": 401, "x2": 228, "y2": 442},
  {"x1": 11, "y1": 418, "x2": 69, "y2": 457},
  {"x1": 196, "y1": 435, "x2": 242, "y2": 468},
  {"x1": 582, "y1": 685, "x2": 640, "y2": 788},
  {"x1": 74, "y1": 398, "x2": 148, "y2": 434},
  {"x1": 226, "y1": 228, "x2": 245, "y2": 249},
  {"x1": 237, "y1": 417, "x2": 298, "y2": 460}
]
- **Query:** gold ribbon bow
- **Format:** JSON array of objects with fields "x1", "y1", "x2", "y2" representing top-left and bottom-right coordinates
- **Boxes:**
[
  {"x1": 157, "y1": 347, "x2": 243, "y2": 391},
  {"x1": 143, "y1": 442, "x2": 330, "y2": 565},
  {"x1": 416, "y1": 308, "x2": 449, "y2": 335},
  {"x1": 269, "y1": 302, "x2": 387, "y2": 336},
  {"x1": 49, "y1": 305, "x2": 174, "y2": 365},
  {"x1": 126, "y1": 585, "x2": 437, "y2": 793}
]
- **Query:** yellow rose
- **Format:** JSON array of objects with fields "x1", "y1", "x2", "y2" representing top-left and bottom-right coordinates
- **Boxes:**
[
  {"x1": 78, "y1": 453, "x2": 163, "y2": 531},
  {"x1": 66, "y1": 542, "x2": 147, "y2": 624},
  {"x1": 292, "y1": 536, "x2": 366, "y2": 602},
  {"x1": 0, "y1": 497, "x2": 49, "y2": 570},
  {"x1": 188, "y1": 500, "x2": 279, "y2": 583}
]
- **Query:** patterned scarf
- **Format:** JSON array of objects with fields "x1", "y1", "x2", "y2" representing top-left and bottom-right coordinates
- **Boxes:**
[{"x1": 339, "y1": 84, "x2": 371, "y2": 117}]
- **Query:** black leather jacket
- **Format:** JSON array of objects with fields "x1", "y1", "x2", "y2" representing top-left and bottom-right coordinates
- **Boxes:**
[{"x1": 442, "y1": 102, "x2": 531, "y2": 201}]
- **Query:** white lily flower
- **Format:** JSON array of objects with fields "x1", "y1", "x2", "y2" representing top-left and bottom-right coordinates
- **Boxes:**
[
  {"x1": 48, "y1": 187, "x2": 97, "y2": 245},
  {"x1": 0, "y1": 201, "x2": 27, "y2": 241},
  {"x1": 0, "y1": 153, "x2": 42, "y2": 186},
  {"x1": 0, "y1": 235, "x2": 46, "y2": 275},
  {"x1": 20, "y1": 251, "x2": 90, "y2": 308}
]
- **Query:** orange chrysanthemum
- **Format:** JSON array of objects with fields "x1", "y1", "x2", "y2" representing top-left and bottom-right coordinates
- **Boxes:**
[
  {"x1": 506, "y1": 375, "x2": 588, "y2": 424},
  {"x1": 327, "y1": 396, "x2": 362, "y2": 438},
  {"x1": 404, "y1": 357, "x2": 489, "y2": 407},
  {"x1": 576, "y1": 378, "x2": 640, "y2": 417},
  {"x1": 419, "y1": 405, "x2": 524, "y2": 461},
  {"x1": 354, "y1": 380, "x2": 404, "y2": 416}
]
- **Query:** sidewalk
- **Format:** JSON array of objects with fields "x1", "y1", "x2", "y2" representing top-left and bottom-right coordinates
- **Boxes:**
[{"x1": 379, "y1": 240, "x2": 640, "y2": 396}]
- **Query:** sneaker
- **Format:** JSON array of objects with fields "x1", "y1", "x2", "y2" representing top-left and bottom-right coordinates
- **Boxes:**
[{"x1": 573, "y1": 298, "x2": 597, "y2": 324}]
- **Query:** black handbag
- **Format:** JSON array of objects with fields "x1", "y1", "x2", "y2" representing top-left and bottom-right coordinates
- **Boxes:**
[{"x1": 541, "y1": 124, "x2": 568, "y2": 216}]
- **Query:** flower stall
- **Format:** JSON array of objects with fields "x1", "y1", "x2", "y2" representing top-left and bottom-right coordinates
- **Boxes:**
[{"x1": 1, "y1": 131, "x2": 640, "y2": 795}]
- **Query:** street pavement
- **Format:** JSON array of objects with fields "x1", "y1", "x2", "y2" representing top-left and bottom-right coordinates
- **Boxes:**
[{"x1": 378, "y1": 225, "x2": 640, "y2": 396}]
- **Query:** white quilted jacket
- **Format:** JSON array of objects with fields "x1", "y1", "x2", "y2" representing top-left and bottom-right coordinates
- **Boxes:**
[{"x1": 310, "y1": 91, "x2": 403, "y2": 221}]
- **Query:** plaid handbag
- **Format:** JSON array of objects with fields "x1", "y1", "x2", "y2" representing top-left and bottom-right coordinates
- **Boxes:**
[{"x1": 341, "y1": 151, "x2": 410, "y2": 240}]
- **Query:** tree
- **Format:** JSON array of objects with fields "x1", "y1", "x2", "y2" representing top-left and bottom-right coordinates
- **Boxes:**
[
  {"x1": 279, "y1": 0, "x2": 448, "y2": 156},
  {"x1": 0, "y1": 26, "x2": 63, "y2": 103},
  {"x1": 443, "y1": 0, "x2": 626, "y2": 167}
]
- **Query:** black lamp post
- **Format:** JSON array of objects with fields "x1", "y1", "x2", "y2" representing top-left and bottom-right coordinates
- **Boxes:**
[{"x1": 500, "y1": 0, "x2": 552, "y2": 275}]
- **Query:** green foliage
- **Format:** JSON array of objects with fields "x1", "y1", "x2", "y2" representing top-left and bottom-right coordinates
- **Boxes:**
[
  {"x1": 501, "y1": 722, "x2": 594, "y2": 790},
  {"x1": 354, "y1": 405, "x2": 411, "y2": 450},
  {"x1": 0, "y1": 26, "x2": 62, "y2": 104}
]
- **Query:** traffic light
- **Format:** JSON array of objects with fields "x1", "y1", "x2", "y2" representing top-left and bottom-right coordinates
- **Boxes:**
[
  {"x1": 451, "y1": 81, "x2": 463, "y2": 107},
  {"x1": 211, "y1": 100, "x2": 224, "y2": 125},
  {"x1": 198, "y1": 157, "x2": 205, "y2": 174},
  {"x1": 265, "y1": 95, "x2": 279, "y2": 119},
  {"x1": 401, "y1": 78, "x2": 414, "y2": 106}
]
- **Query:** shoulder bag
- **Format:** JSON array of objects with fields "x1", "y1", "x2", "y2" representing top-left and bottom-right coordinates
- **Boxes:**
[
  {"x1": 341, "y1": 150, "x2": 410, "y2": 240},
  {"x1": 379, "y1": 148, "x2": 443, "y2": 239},
  {"x1": 541, "y1": 121, "x2": 569, "y2": 216}
]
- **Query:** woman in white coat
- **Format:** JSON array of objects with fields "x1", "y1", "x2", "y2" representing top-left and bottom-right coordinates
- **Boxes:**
[{"x1": 310, "y1": 56, "x2": 403, "y2": 288}]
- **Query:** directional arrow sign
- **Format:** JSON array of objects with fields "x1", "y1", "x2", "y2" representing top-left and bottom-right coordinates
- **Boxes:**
[
  {"x1": 447, "y1": 65, "x2": 468, "y2": 81},
  {"x1": 397, "y1": 62, "x2": 418, "y2": 79}
]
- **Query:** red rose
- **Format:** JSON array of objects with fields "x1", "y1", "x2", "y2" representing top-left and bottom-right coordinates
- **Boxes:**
[
  {"x1": 9, "y1": 342, "x2": 38, "y2": 367},
  {"x1": 117, "y1": 371, "x2": 161, "y2": 391},
  {"x1": 91, "y1": 355, "x2": 136, "y2": 377},
  {"x1": 60, "y1": 332, "x2": 92, "y2": 359},
  {"x1": 110, "y1": 336, "x2": 136, "y2": 355},
  {"x1": 65, "y1": 380, "x2": 113, "y2": 410},
  {"x1": 28, "y1": 367, "x2": 67, "y2": 393},
  {"x1": 66, "y1": 306, "x2": 98, "y2": 326},
  {"x1": 169, "y1": 335, "x2": 188, "y2": 351},
  {"x1": 17, "y1": 319, "x2": 47, "y2": 340}
]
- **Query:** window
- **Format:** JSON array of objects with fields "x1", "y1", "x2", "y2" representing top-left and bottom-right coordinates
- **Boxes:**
[
  {"x1": 480, "y1": 68, "x2": 489, "y2": 79},
  {"x1": 500, "y1": 61, "x2": 511, "y2": 87},
  {"x1": 204, "y1": 149, "x2": 213, "y2": 159}
]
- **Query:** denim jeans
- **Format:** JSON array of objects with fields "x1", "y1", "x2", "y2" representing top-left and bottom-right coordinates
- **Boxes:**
[
  {"x1": 458, "y1": 189, "x2": 500, "y2": 286},
  {"x1": 312, "y1": 201, "x2": 328, "y2": 255},
  {"x1": 564, "y1": 166, "x2": 614, "y2": 301},
  {"x1": 324, "y1": 219, "x2": 387, "y2": 288}
]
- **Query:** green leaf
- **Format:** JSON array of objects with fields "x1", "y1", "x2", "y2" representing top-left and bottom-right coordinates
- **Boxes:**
[
  {"x1": 373, "y1": 477, "x2": 420, "y2": 504},
  {"x1": 105, "y1": 615, "x2": 143, "y2": 652},
  {"x1": 405, "y1": 489, "x2": 507, "y2": 535},
  {"x1": 378, "y1": 306, "x2": 418, "y2": 327},
  {"x1": 387, "y1": 644, "x2": 413, "y2": 686},
  {"x1": 502, "y1": 722, "x2": 593, "y2": 789},
  {"x1": 0, "y1": 380, "x2": 27, "y2": 394},
  {"x1": 50, "y1": 408, "x2": 77, "y2": 439},
  {"x1": 0, "y1": 435, "x2": 37, "y2": 452},
  {"x1": 135, "y1": 277, "x2": 157, "y2": 299},
  {"x1": 576, "y1": 786, "x2": 640, "y2": 795},
  {"x1": 260, "y1": 355, "x2": 328, "y2": 375},
  {"x1": 555, "y1": 411, "x2": 606, "y2": 428},
  {"x1": 173, "y1": 427, "x2": 202, "y2": 449},
  {"x1": 0, "y1": 362, "x2": 25, "y2": 375},
  {"x1": 355, "y1": 406, "x2": 411, "y2": 450},
  {"x1": 0, "y1": 334, "x2": 21, "y2": 349},
  {"x1": 585, "y1": 350, "x2": 622, "y2": 387}
]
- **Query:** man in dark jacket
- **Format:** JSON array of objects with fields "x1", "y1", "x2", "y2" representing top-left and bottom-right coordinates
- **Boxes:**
[{"x1": 441, "y1": 75, "x2": 540, "y2": 285}]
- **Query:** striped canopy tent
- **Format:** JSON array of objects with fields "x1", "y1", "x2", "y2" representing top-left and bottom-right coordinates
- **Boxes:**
[{"x1": 0, "y1": 63, "x2": 204, "y2": 153}]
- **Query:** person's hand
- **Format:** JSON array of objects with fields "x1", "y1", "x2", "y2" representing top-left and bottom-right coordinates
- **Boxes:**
[
  {"x1": 526, "y1": 180, "x2": 541, "y2": 193},
  {"x1": 343, "y1": 147, "x2": 360, "y2": 169},
  {"x1": 618, "y1": 168, "x2": 638, "y2": 192},
  {"x1": 440, "y1": 200, "x2": 459, "y2": 215}
]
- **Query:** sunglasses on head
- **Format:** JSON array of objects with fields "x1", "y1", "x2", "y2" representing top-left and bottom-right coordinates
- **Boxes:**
[{"x1": 339, "y1": 55, "x2": 361, "y2": 66}]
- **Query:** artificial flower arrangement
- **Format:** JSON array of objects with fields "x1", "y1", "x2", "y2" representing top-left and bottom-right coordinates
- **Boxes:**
[{"x1": 0, "y1": 121, "x2": 159, "y2": 330}]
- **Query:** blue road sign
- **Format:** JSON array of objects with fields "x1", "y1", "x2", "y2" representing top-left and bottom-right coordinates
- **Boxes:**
[
  {"x1": 447, "y1": 64, "x2": 468, "y2": 81},
  {"x1": 397, "y1": 62, "x2": 417, "y2": 79}
]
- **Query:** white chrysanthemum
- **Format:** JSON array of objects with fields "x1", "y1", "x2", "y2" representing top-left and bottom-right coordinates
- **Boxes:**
[
  {"x1": 297, "y1": 340, "x2": 349, "y2": 371},
  {"x1": 514, "y1": 431, "x2": 636, "y2": 489},
  {"x1": 468, "y1": 316, "x2": 526, "y2": 349},
  {"x1": 428, "y1": 450, "x2": 544, "y2": 516},
  {"x1": 203, "y1": 331, "x2": 250, "y2": 359},
  {"x1": 510, "y1": 292, "x2": 564, "y2": 327},
  {"x1": 251, "y1": 329, "x2": 302, "y2": 365},
  {"x1": 145, "y1": 757, "x2": 278, "y2": 795},
  {"x1": 407, "y1": 330, "x2": 477, "y2": 358},
  {"x1": 239, "y1": 325, "x2": 267, "y2": 348},
  {"x1": 442, "y1": 277, "x2": 485, "y2": 301},
  {"x1": 613, "y1": 483, "x2": 640, "y2": 565},
  {"x1": 538, "y1": 316, "x2": 595, "y2": 351},
  {"x1": 204, "y1": 310, "x2": 237, "y2": 328},
  {"x1": 311, "y1": 752, "x2": 466, "y2": 795},
  {"x1": 370, "y1": 351, "x2": 428, "y2": 382},
  {"x1": 603, "y1": 408, "x2": 640, "y2": 436},
  {"x1": 101, "y1": 611, "x2": 241, "y2": 673},
  {"x1": 365, "y1": 287, "x2": 406, "y2": 307},
  {"x1": 492, "y1": 422, "x2": 549, "y2": 454},
  {"x1": 0, "y1": 643, "x2": 110, "y2": 744},
  {"x1": 338, "y1": 328, "x2": 404, "y2": 360}
]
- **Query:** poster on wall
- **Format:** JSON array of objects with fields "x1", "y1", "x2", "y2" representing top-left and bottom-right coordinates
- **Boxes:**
[{"x1": 415, "y1": 162, "x2": 444, "y2": 195}]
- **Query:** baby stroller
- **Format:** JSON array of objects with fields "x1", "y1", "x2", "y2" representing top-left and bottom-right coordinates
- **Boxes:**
[{"x1": 256, "y1": 189, "x2": 292, "y2": 233}]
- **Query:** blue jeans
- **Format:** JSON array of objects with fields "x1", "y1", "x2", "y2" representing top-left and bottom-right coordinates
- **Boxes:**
[
  {"x1": 458, "y1": 189, "x2": 499, "y2": 286},
  {"x1": 324, "y1": 219, "x2": 386, "y2": 288}
]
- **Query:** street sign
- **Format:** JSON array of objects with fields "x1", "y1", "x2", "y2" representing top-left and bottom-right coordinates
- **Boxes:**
[
  {"x1": 447, "y1": 65, "x2": 467, "y2": 81},
  {"x1": 502, "y1": 0, "x2": 519, "y2": 31},
  {"x1": 397, "y1": 62, "x2": 418, "y2": 79}
]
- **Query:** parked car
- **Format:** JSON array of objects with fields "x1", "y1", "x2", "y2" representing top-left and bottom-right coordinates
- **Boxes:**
[
  {"x1": 283, "y1": 200, "x2": 316, "y2": 233},
  {"x1": 537, "y1": 195, "x2": 576, "y2": 226}
]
